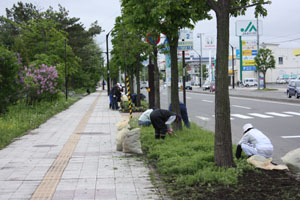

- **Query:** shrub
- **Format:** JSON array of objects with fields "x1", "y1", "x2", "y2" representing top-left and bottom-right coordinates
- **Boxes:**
[
  {"x1": 17, "y1": 64, "x2": 59, "y2": 104},
  {"x1": 0, "y1": 46, "x2": 20, "y2": 113},
  {"x1": 121, "y1": 100, "x2": 148, "y2": 112}
]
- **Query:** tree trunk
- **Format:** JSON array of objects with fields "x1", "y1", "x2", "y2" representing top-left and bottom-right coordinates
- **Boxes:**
[
  {"x1": 168, "y1": 35, "x2": 182, "y2": 131},
  {"x1": 214, "y1": 4, "x2": 235, "y2": 167},
  {"x1": 148, "y1": 56, "x2": 155, "y2": 108},
  {"x1": 263, "y1": 71, "x2": 266, "y2": 89},
  {"x1": 136, "y1": 54, "x2": 141, "y2": 107},
  {"x1": 153, "y1": 46, "x2": 160, "y2": 108}
]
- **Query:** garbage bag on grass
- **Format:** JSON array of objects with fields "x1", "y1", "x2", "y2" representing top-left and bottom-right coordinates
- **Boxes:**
[
  {"x1": 281, "y1": 148, "x2": 300, "y2": 174},
  {"x1": 122, "y1": 128, "x2": 143, "y2": 154},
  {"x1": 247, "y1": 155, "x2": 288, "y2": 170},
  {"x1": 116, "y1": 128, "x2": 128, "y2": 151},
  {"x1": 116, "y1": 119, "x2": 129, "y2": 131}
]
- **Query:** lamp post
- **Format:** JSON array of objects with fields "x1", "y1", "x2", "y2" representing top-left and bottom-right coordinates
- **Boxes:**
[
  {"x1": 106, "y1": 28, "x2": 113, "y2": 96},
  {"x1": 197, "y1": 33, "x2": 203, "y2": 87},
  {"x1": 64, "y1": 38, "x2": 68, "y2": 100}
]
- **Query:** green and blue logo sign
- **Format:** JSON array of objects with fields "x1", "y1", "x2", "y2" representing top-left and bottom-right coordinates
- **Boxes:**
[{"x1": 236, "y1": 20, "x2": 262, "y2": 37}]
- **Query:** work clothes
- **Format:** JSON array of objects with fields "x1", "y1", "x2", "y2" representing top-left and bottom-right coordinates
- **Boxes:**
[
  {"x1": 150, "y1": 109, "x2": 176, "y2": 139},
  {"x1": 110, "y1": 85, "x2": 121, "y2": 110},
  {"x1": 169, "y1": 102, "x2": 190, "y2": 128},
  {"x1": 237, "y1": 128, "x2": 273, "y2": 158},
  {"x1": 138, "y1": 109, "x2": 153, "y2": 126}
]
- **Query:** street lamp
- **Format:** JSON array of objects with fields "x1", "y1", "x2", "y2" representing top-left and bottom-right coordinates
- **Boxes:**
[
  {"x1": 106, "y1": 28, "x2": 114, "y2": 96},
  {"x1": 197, "y1": 33, "x2": 203, "y2": 87}
]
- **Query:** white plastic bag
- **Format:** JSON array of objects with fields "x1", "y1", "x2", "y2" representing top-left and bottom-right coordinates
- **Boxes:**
[
  {"x1": 116, "y1": 128, "x2": 128, "y2": 151},
  {"x1": 116, "y1": 119, "x2": 129, "y2": 131},
  {"x1": 122, "y1": 128, "x2": 143, "y2": 154},
  {"x1": 281, "y1": 148, "x2": 300, "y2": 174}
]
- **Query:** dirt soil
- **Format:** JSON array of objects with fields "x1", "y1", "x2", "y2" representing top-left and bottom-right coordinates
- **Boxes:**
[{"x1": 169, "y1": 169, "x2": 300, "y2": 200}]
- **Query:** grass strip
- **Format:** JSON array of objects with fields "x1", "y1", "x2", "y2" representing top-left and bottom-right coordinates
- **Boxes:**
[{"x1": 0, "y1": 96, "x2": 80, "y2": 149}]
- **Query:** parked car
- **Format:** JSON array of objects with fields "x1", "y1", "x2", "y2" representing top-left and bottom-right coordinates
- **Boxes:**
[
  {"x1": 243, "y1": 78, "x2": 258, "y2": 87},
  {"x1": 287, "y1": 80, "x2": 300, "y2": 98},
  {"x1": 276, "y1": 77, "x2": 287, "y2": 84},
  {"x1": 203, "y1": 81, "x2": 210, "y2": 91},
  {"x1": 185, "y1": 81, "x2": 192, "y2": 90},
  {"x1": 210, "y1": 81, "x2": 215, "y2": 92},
  {"x1": 140, "y1": 81, "x2": 148, "y2": 89}
]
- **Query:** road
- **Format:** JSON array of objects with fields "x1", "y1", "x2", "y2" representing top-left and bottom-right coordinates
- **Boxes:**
[{"x1": 156, "y1": 87, "x2": 300, "y2": 164}]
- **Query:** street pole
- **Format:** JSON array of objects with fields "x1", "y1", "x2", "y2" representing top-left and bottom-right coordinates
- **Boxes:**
[
  {"x1": 197, "y1": 33, "x2": 203, "y2": 87},
  {"x1": 64, "y1": 38, "x2": 68, "y2": 101},
  {"x1": 239, "y1": 36, "x2": 243, "y2": 83},
  {"x1": 182, "y1": 46, "x2": 186, "y2": 106},
  {"x1": 231, "y1": 45, "x2": 235, "y2": 89},
  {"x1": 257, "y1": 18, "x2": 261, "y2": 90},
  {"x1": 106, "y1": 33, "x2": 110, "y2": 96}
]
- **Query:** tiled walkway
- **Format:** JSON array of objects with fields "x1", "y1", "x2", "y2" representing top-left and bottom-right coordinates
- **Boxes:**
[{"x1": 0, "y1": 90, "x2": 162, "y2": 200}]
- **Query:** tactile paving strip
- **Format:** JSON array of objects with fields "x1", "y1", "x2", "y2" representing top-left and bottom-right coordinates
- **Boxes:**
[{"x1": 30, "y1": 93, "x2": 101, "y2": 200}]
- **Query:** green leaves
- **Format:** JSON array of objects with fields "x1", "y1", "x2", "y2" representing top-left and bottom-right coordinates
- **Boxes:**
[{"x1": 254, "y1": 48, "x2": 275, "y2": 72}]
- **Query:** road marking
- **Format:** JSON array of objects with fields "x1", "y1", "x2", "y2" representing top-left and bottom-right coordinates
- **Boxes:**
[
  {"x1": 248, "y1": 113, "x2": 273, "y2": 118},
  {"x1": 265, "y1": 112, "x2": 292, "y2": 117},
  {"x1": 186, "y1": 96, "x2": 192, "y2": 99},
  {"x1": 232, "y1": 105, "x2": 251, "y2": 109},
  {"x1": 281, "y1": 135, "x2": 300, "y2": 139},
  {"x1": 283, "y1": 111, "x2": 300, "y2": 116},
  {"x1": 196, "y1": 116, "x2": 210, "y2": 121},
  {"x1": 231, "y1": 114, "x2": 254, "y2": 119},
  {"x1": 202, "y1": 100, "x2": 213, "y2": 103},
  {"x1": 230, "y1": 96, "x2": 300, "y2": 107}
]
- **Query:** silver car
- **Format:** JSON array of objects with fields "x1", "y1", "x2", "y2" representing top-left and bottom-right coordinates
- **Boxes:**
[{"x1": 287, "y1": 80, "x2": 300, "y2": 98}]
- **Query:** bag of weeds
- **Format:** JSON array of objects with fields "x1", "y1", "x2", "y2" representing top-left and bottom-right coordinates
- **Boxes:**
[
  {"x1": 116, "y1": 128, "x2": 128, "y2": 151},
  {"x1": 122, "y1": 128, "x2": 143, "y2": 154},
  {"x1": 116, "y1": 119, "x2": 129, "y2": 130}
]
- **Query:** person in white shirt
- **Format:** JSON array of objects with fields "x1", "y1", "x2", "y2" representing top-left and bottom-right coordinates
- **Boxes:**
[
  {"x1": 138, "y1": 109, "x2": 154, "y2": 126},
  {"x1": 236, "y1": 123, "x2": 274, "y2": 159}
]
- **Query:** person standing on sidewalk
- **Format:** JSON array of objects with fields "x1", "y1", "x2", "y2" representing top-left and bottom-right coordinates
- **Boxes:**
[
  {"x1": 150, "y1": 109, "x2": 181, "y2": 139},
  {"x1": 236, "y1": 123, "x2": 274, "y2": 159}
]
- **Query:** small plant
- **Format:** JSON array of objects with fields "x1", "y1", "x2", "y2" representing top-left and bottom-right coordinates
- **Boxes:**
[{"x1": 121, "y1": 100, "x2": 148, "y2": 112}]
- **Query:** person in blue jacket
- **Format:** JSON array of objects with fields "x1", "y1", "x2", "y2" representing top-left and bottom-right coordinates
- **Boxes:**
[{"x1": 169, "y1": 102, "x2": 190, "y2": 128}]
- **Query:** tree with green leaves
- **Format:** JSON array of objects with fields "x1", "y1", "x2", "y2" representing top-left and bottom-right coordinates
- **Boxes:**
[
  {"x1": 121, "y1": 0, "x2": 211, "y2": 130},
  {"x1": 0, "y1": 46, "x2": 20, "y2": 113},
  {"x1": 255, "y1": 48, "x2": 275, "y2": 88},
  {"x1": 205, "y1": 0, "x2": 271, "y2": 167}
]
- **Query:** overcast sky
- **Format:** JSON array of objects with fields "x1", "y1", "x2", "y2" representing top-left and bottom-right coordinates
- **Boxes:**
[{"x1": 1, "y1": 0, "x2": 300, "y2": 57}]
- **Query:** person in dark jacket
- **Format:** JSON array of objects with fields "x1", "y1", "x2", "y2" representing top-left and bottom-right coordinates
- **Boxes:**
[
  {"x1": 150, "y1": 109, "x2": 181, "y2": 139},
  {"x1": 110, "y1": 83, "x2": 121, "y2": 110},
  {"x1": 169, "y1": 102, "x2": 190, "y2": 128}
]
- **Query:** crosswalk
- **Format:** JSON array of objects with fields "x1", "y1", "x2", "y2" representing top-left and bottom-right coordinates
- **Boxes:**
[{"x1": 196, "y1": 111, "x2": 300, "y2": 121}]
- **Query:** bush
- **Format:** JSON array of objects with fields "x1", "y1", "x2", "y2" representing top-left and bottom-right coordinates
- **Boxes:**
[
  {"x1": 121, "y1": 100, "x2": 148, "y2": 112},
  {"x1": 0, "y1": 46, "x2": 20, "y2": 113},
  {"x1": 17, "y1": 64, "x2": 59, "y2": 104}
]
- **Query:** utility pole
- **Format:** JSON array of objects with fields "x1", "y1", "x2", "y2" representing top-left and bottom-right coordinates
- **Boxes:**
[{"x1": 64, "y1": 38, "x2": 68, "y2": 100}]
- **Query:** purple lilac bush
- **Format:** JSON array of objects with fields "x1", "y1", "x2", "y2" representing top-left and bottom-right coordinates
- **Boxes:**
[{"x1": 18, "y1": 64, "x2": 59, "y2": 104}]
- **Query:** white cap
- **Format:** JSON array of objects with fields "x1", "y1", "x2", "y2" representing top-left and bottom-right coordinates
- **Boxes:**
[
  {"x1": 243, "y1": 123, "x2": 253, "y2": 133},
  {"x1": 117, "y1": 83, "x2": 120, "y2": 87}
]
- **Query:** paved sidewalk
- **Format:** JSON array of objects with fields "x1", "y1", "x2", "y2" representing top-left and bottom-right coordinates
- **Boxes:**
[{"x1": 0, "y1": 90, "x2": 162, "y2": 200}]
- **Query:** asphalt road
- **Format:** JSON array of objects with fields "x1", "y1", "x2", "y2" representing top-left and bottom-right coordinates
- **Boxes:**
[{"x1": 156, "y1": 86, "x2": 300, "y2": 164}]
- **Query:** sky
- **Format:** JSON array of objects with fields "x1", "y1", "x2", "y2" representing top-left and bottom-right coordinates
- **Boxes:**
[{"x1": 1, "y1": 0, "x2": 300, "y2": 57}]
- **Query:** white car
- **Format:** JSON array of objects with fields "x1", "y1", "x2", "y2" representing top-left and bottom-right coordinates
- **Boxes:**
[{"x1": 276, "y1": 78, "x2": 287, "y2": 84}]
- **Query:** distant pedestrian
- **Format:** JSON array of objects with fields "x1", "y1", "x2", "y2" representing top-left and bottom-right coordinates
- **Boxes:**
[
  {"x1": 236, "y1": 123, "x2": 274, "y2": 159},
  {"x1": 150, "y1": 109, "x2": 181, "y2": 139},
  {"x1": 86, "y1": 88, "x2": 90, "y2": 95},
  {"x1": 169, "y1": 102, "x2": 190, "y2": 128},
  {"x1": 110, "y1": 83, "x2": 121, "y2": 110}
]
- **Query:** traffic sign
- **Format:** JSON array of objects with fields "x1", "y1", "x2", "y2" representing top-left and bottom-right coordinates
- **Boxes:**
[{"x1": 146, "y1": 32, "x2": 160, "y2": 45}]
